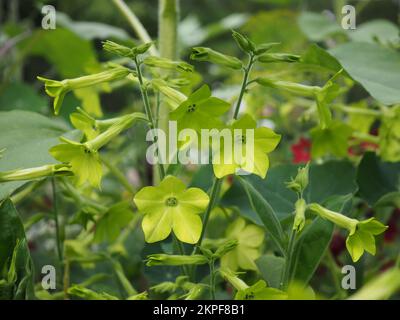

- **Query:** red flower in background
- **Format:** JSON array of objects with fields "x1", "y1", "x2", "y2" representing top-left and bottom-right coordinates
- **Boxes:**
[
  {"x1": 291, "y1": 137, "x2": 311, "y2": 164},
  {"x1": 384, "y1": 208, "x2": 400, "y2": 243}
]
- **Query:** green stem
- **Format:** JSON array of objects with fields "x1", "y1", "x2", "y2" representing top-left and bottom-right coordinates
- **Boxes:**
[
  {"x1": 195, "y1": 178, "x2": 223, "y2": 252},
  {"x1": 352, "y1": 131, "x2": 380, "y2": 144},
  {"x1": 157, "y1": 0, "x2": 179, "y2": 184},
  {"x1": 51, "y1": 178, "x2": 64, "y2": 266},
  {"x1": 102, "y1": 157, "x2": 135, "y2": 194},
  {"x1": 233, "y1": 54, "x2": 254, "y2": 120},
  {"x1": 111, "y1": 0, "x2": 158, "y2": 56},
  {"x1": 333, "y1": 104, "x2": 382, "y2": 117},
  {"x1": 173, "y1": 235, "x2": 189, "y2": 276},
  {"x1": 281, "y1": 228, "x2": 296, "y2": 290},
  {"x1": 326, "y1": 250, "x2": 346, "y2": 299},
  {"x1": 134, "y1": 57, "x2": 166, "y2": 180},
  {"x1": 209, "y1": 260, "x2": 216, "y2": 300}
]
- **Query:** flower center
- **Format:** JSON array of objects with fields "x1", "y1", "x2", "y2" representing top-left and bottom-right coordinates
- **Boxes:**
[
  {"x1": 165, "y1": 197, "x2": 178, "y2": 207},
  {"x1": 187, "y1": 104, "x2": 196, "y2": 113},
  {"x1": 236, "y1": 135, "x2": 246, "y2": 144}
]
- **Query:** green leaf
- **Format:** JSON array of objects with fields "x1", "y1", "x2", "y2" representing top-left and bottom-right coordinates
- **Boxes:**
[
  {"x1": 347, "y1": 20, "x2": 399, "y2": 46},
  {"x1": 379, "y1": 105, "x2": 400, "y2": 162},
  {"x1": 298, "y1": 12, "x2": 343, "y2": 41},
  {"x1": 0, "y1": 199, "x2": 35, "y2": 299},
  {"x1": 57, "y1": 12, "x2": 130, "y2": 40},
  {"x1": 222, "y1": 160, "x2": 357, "y2": 223},
  {"x1": 290, "y1": 217, "x2": 334, "y2": 285},
  {"x1": 0, "y1": 82, "x2": 48, "y2": 113},
  {"x1": 300, "y1": 44, "x2": 344, "y2": 74},
  {"x1": 330, "y1": 42, "x2": 400, "y2": 105},
  {"x1": 94, "y1": 202, "x2": 134, "y2": 243},
  {"x1": 0, "y1": 111, "x2": 71, "y2": 200},
  {"x1": 238, "y1": 177, "x2": 285, "y2": 251},
  {"x1": 356, "y1": 152, "x2": 400, "y2": 205},
  {"x1": 256, "y1": 255, "x2": 285, "y2": 289}
]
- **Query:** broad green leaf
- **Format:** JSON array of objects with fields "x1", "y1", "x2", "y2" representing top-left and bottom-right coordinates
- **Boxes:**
[
  {"x1": 94, "y1": 202, "x2": 134, "y2": 243},
  {"x1": 256, "y1": 254, "x2": 285, "y2": 289},
  {"x1": 0, "y1": 199, "x2": 35, "y2": 299},
  {"x1": 298, "y1": 12, "x2": 343, "y2": 41},
  {"x1": 0, "y1": 82, "x2": 48, "y2": 113},
  {"x1": 238, "y1": 177, "x2": 285, "y2": 251},
  {"x1": 300, "y1": 44, "x2": 344, "y2": 74},
  {"x1": 57, "y1": 12, "x2": 130, "y2": 40},
  {"x1": 356, "y1": 152, "x2": 400, "y2": 205},
  {"x1": 290, "y1": 217, "x2": 334, "y2": 284},
  {"x1": 0, "y1": 111, "x2": 70, "y2": 200},
  {"x1": 347, "y1": 20, "x2": 399, "y2": 46},
  {"x1": 330, "y1": 42, "x2": 400, "y2": 105},
  {"x1": 222, "y1": 161, "x2": 357, "y2": 223}
]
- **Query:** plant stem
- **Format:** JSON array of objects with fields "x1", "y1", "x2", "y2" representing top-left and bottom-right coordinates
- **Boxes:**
[
  {"x1": 233, "y1": 54, "x2": 254, "y2": 120},
  {"x1": 195, "y1": 177, "x2": 223, "y2": 252},
  {"x1": 134, "y1": 57, "x2": 166, "y2": 180},
  {"x1": 111, "y1": 0, "x2": 158, "y2": 56},
  {"x1": 281, "y1": 228, "x2": 296, "y2": 290},
  {"x1": 157, "y1": 0, "x2": 179, "y2": 184},
  {"x1": 333, "y1": 104, "x2": 381, "y2": 117},
  {"x1": 102, "y1": 157, "x2": 135, "y2": 194},
  {"x1": 325, "y1": 250, "x2": 346, "y2": 299},
  {"x1": 209, "y1": 260, "x2": 216, "y2": 300},
  {"x1": 51, "y1": 178, "x2": 63, "y2": 266},
  {"x1": 352, "y1": 131, "x2": 380, "y2": 144}
]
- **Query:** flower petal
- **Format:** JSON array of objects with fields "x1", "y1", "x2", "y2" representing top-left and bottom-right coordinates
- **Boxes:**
[
  {"x1": 346, "y1": 232, "x2": 364, "y2": 262},
  {"x1": 142, "y1": 208, "x2": 173, "y2": 243},
  {"x1": 172, "y1": 210, "x2": 202, "y2": 244},
  {"x1": 179, "y1": 188, "x2": 210, "y2": 213}
]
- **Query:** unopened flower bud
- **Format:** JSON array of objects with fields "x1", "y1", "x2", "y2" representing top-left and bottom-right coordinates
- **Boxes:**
[{"x1": 190, "y1": 47, "x2": 243, "y2": 70}]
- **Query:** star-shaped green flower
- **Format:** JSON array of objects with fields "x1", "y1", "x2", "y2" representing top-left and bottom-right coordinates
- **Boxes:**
[
  {"x1": 49, "y1": 138, "x2": 103, "y2": 188},
  {"x1": 169, "y1": 85, "x2": 230, "y2": 132},
  {"x1": 133, "y1": 176, "x2": 210, "y2": 244},
  {"x1": 309, "y1": 203, "x2": 388, "y2": 262},
  {"x1": 221, "y1": 217, "x2": 264, "y2": 271},
  {"x1": 346, "y1": 218, "x2": 388, "y2": 263},
  {"x1": 310, "y1": 121, "x2": 353, "y2": 158},
  {"x1": 212, "y1": 114, "x2": 281, "y2": 179}
]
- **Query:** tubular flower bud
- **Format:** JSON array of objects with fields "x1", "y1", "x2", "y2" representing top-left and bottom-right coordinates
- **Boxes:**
[
  {"x1": 257, "y1": 53, "x2": 300, "y2": 63},
  {"x1": 286, "y1": 162, "x2": 310, "y2": 194},
  {"x1": 256, "y1": 77, "x2": 322, "y2": 97},
  {"x1": 144, "y1": 56, "x2": 194, "y2": 73},
  {"x1": 151, "y1": 79, "x2": 187, "y2": 109},
  {"x1": 0, "y1": 164, "x2": 71, "y2": 182},
  {"x1": 38, "y1": 66, "x2": 131, "y2": 115},
  {"x1": 293, "y1": 198, "x2": 306, "y2": 232},
  {"x1": 190, "y1": 47, "x2": 243, "y2": 70},
  {"x1": 146, "y1": 254, "x2": 208, "y2": 267}
]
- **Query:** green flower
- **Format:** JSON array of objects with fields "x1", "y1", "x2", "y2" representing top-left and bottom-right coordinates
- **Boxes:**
[
  {"x1": 310, "y1": 121, "x2": 353, "y2": 158},
  {"x1": 221, "y1": 217, "x2": 264, "y2": 271},
  {"x1": 212, "y1": 114, "x2": 281, "y2": 179},
  {"x1": 219, "y1": 269, "x2": 287, "y2": 300},
  {"x1": 151, "y1": 79, "x2": 187, "y2": 109},
  {"x1": 50, "y1": 138, "x2": 103, "y2": 188},
  {"x1": 346, "y1": 218, "x2": 388, "y2": 263},
  {"x1": 308, "y1": 203, "x2": 388, "y2": 262},
  {"x1": 133, "y1": 176, "x2": 210, "y2": 244},
  {"x1": 257, "y1": 53, "x2": 300, "y2": 63},
  {"x1": 38, "y1": 66, "x2": 130, "y2": 115},
  {"x1": 169, "y1": 84, "x2": 230, "y2": 132},
  {"x1": 50, "y1": 113, "x2": 146, "y2": 188}
]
